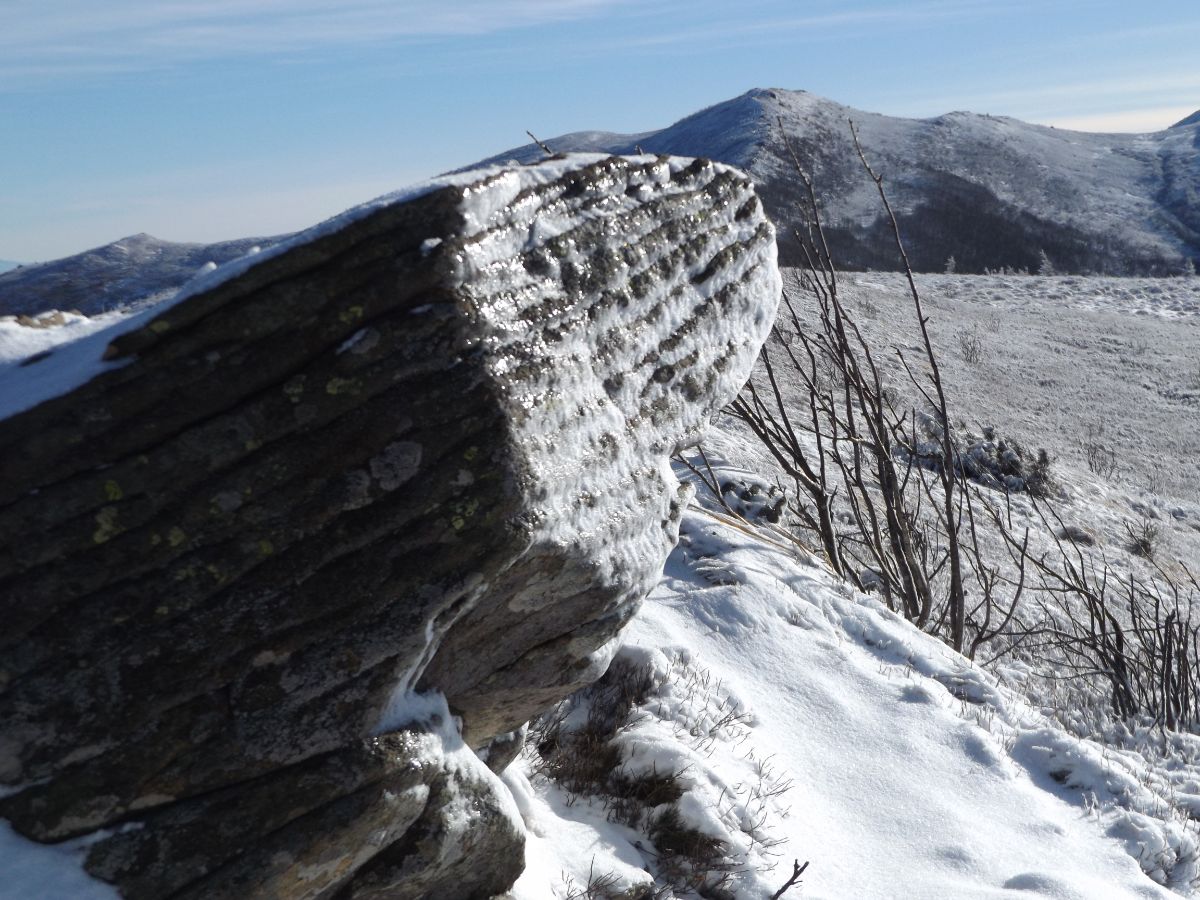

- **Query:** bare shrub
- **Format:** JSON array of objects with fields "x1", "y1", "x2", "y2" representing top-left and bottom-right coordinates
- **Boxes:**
[
  {"x1": 728, "y1": 118, "x2": 1025, "y2": 656},
  {"x1": 771, "y1": 860, "x2": 811, "y2": 899},
  {"x1": 1125, "y1": 517, "x2": 1161, "y2": 560},
  {"x1": 528, "y1": 654, "x2": 790, "y2": 896},
  {"x1": 559, "y1": 863, "x2": 638, "y2": 900},
  {"x1": 996, "y1": 504, "x2": 1200, "y2": 730},
  {"x1": 648, "y1": 807, "x2": 730, "y2": 887},
  {"x1": 1085, "y1": 442, "x2": 1119, "y2": 480},
  {"x1": 957, "y1": 328, "x2": 984, "y2": 364}
]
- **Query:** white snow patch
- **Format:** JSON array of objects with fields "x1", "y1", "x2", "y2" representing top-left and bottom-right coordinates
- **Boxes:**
[{"x1": 0, "y1": 822, "x2": 120, "y2": 900}]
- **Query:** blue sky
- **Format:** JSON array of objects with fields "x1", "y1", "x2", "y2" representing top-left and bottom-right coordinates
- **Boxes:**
[{"x1": 2, "y1": 0, "x2": 1197, "y2": 262}]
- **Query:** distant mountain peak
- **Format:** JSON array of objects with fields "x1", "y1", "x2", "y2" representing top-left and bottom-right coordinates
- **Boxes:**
[
  {"x1": 0, "y1": 232, "x2": 281, "y2": 317},
  {"x1": 1171, "y1": 109, "x2": 1200, "y2": 128},
  {"x1": 482, "y1": 87, "x2": 1199, "y2": 275}
]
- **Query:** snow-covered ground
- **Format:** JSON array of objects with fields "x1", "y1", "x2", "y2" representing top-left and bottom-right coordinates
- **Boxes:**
[
  {"x1": 505, "y1": 455, "x2": 1191, "y2": 898},
  {"x1": 3, "y1": 273, "x2": 1199, "y2": 897},
  {"x1": 505, "y1": 273, "x2": 1200, "y2": 899},
  {"x1": 832, "y1": 272, "x2": 1200, "y2": 521}
]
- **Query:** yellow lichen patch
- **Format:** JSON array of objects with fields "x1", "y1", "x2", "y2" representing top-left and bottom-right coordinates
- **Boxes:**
[
  {"x1": 168, "y1": 526, "x2": 187, "y2": 548},
  {"x1": 463, "y1": 446, "x2": 480, "y2": 462},
  {"x1": 93, "y1": 507, "x2": 120, "y2": 544},
  {"x1": 245, "y1": 438, "x2": 263, "y2": 452},
  {"x1": 150, "y1": 533, "x2": 162, "y2": 547},
  {"x1": 171, "y1": 565, "x2": 198, "y2": 583},
  {"x1": 450, "y1": 499, "x2": 480, "y2": 532},
  {"x1": 149, "y1": 320, "x2": 170, "y2": 334},
  {"x1": 325, "y1": 376, "x2": 360, "y2": 396},
  {"x1": 339, "y1": 305, "x2": 365, "y2": 324},
  {"x1": 257, "y1": 539, "x2": 274, "y2": 557},
  {"x1": 283, "y1": 377, "x2": 306, "y2": 403},
  {"x1": 104, "y1": 479, "x2": 123, "y2": 501}
]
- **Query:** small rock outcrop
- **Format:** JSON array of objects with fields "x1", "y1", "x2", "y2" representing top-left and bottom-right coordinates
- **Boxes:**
[{"x1": 0, "y1": 154, "x2": 779, "y2": 897}]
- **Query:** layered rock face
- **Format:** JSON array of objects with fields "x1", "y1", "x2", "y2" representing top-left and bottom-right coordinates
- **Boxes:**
[{"x1": 0, "y1": 154, "x2": 779, "y2": 897}]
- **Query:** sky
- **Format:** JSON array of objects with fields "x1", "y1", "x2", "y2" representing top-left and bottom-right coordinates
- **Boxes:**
[{"x1": 1, "y1": 0, "x2": 1197, "y2": 262}]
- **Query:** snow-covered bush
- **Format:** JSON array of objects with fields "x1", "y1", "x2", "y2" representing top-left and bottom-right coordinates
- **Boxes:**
[{"x1": 944, "y1": 425, "x2": 1054, "y2": 498}]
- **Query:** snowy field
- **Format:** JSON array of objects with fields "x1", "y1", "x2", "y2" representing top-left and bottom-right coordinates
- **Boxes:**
[
  {"x1": 837, "y1": 272, "x2": 1200, "y2": 504},
  {"x1": 506, "y1": 273, "x2": 1200, "y2": 899}
]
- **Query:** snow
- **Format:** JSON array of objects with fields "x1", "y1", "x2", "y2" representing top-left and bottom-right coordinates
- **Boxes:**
[
  {"x1": 6, "y1": 131, "x2": 1198, "y2": 895},
  {"x1": 493, "y1": 88, "x2": 1199, "y2": 274},
  {"x1": 0, "y1": 308, "x2": 142, "y2": 420},
  {"x1": 377, "y1": 690, "x2": 525, "y2": 857},
  {"x1": 506, "y1": 271, "x2": 1200, "y2": 898},
  {"x1": 508, "y1": 452, "x2": 1181, "y2": 898},
  {"x1": 0, "y1": 824, "x2": 119, "y2": 900}
]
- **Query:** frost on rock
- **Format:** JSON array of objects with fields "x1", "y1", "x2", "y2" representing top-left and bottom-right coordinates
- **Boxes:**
[{"x1": 0, "y1": 154, "x2": 779, "y2": 898}]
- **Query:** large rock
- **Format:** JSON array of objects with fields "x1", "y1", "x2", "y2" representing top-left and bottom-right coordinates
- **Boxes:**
[{"x1": 0, "y1": 153, "x2": 779, "y2": 896}]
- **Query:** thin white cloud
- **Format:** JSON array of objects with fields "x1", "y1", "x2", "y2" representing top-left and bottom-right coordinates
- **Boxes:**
[
  {"x1": 969, "y1": 73, "x2": 1200, "y2": 110},
  {"x1": 601, "y1": 0, "x2": 1006, "y2": 51},
  {"x1": 0, "y1": 0, "x2": 626, "y2": 81},
  {"x1": 905, "y1": 70, "x2": 1200, "y2": 129}
]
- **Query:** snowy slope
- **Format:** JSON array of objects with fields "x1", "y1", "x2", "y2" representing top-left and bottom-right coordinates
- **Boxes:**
[
  {"x1": 488, "y1": 89, "x2": 1200, "y2": 275},
  {"x1": 503, "y1": 271, "x2": 1200, "y2": 899},
  {"x1": 505, "y1": 441, "x2": 1191, "y2": 899}
]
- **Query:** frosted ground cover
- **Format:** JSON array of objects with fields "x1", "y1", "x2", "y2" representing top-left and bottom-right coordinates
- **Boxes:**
[
  {"x1": 508, "y1": 273, "x2": 1200, "y2": 898},
  {"x1": 826, "y1": 271, "x2": 1200, "y2": 537}
]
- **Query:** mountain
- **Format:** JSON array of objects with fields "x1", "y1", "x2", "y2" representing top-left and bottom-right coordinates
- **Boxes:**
[
  {"x1": 1173, "y1": 108, "x2": 1200, "y2": 128},
  {"x1": 0, "y1": 232, "x2": 282, "y2": 317},
  {"x1": 483, "y1": 88, "x2": 1200, "y2": 275},
  {"x1": 4, "y1": 89, "x2": 1197, "y2": 316}
]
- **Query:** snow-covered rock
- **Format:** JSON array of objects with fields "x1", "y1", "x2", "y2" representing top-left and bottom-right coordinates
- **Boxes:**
[{"x1": 0, "y1": 154, "x2": 779, "y2": 897}]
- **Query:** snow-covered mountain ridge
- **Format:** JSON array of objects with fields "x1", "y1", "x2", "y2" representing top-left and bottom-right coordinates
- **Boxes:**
[
  {"x1": 3, "y1": 88, "x2": 1195, "y2": 318},
  {"x1": 488, "y1": 88, "x2": 1200, "y2": 276},
  {"x1": 0, "y1": 232, "x2": 278, "y2": 317}
]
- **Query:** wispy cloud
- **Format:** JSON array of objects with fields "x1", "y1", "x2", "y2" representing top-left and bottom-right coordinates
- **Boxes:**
[
  {"x1": 590, "y1": 0, "x2": 1007, "y2": 52},
  {"x1": 0, "y1": 0, "x2": 627, "y2": 82},
  {"x1": 907, "y1": 70, "x2": 1200, "y2": 129}
]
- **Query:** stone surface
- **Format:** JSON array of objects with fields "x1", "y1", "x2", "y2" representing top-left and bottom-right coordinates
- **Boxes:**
[{"x1": 0, "y1": 153, "x2": 779, "y2": 896}]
